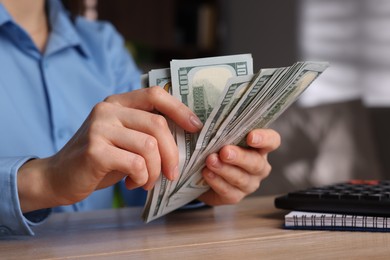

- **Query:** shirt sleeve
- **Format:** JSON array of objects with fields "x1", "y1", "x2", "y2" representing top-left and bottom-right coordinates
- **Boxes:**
[{"x1": 0, "y1": 157, "x2": 51, "y2": 236}]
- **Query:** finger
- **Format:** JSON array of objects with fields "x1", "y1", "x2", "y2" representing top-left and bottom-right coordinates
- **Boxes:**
[
  {"x1": 89, "y1": 102, "x2": 177, "y2": 181},
  {"x1": 124, "y1": 175, "x2": 143, "y2": 190},
  {"x1": 96, "y1": 144, "x2": 149, "y2": 188},
  {"x1": 107, "y1": 126, "x2": 161, "y2": 190},
  {"x1": 218, "y1": 145, "x2": 271, "y2": 177},
  {"x1": 104, "y1": 87, "x2": 203, "y2": 133},
  {"x1": 96, "y1": 171, "x2": 126, "y2": 190},
  {"x1": 246, "y1": 129, "x2": 281, "y2": 154},
  {"x1": 205, "y1": 153, "x2": 262, "y2": 193},
  {"x1": 115, "y1": 107, "x2": 179, "y2": 181},
  {"x1": 200, "y1": 168, "x2": 245, "y2": 205}
]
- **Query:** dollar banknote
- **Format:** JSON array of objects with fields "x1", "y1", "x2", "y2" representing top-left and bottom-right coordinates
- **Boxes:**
[
  {"x1": 141, "y1": 54, "x2": 328, "y2": 222},
  {"x1": 170, "y1": 54, "x2": 253, "y2": 174},
  {"x1": 143, "y1": 54, "x2": 254, "y2": 222}
]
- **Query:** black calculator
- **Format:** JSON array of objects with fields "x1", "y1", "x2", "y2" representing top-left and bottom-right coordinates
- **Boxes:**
[{"x1": 274, "y1": 180, "x2": 390, "y2": 216}]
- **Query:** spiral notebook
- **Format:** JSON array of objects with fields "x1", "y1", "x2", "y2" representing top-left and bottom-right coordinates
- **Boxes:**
[{"x1": 284, "y1": 211, "x2": 390, "y2": 232}]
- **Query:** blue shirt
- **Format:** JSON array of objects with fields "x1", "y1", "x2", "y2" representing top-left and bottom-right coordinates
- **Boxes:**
[{"x1": 0, "y1": 0, "x2": 144, "y2": 236}]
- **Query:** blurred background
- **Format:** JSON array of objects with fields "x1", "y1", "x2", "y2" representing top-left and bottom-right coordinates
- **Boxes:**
[{"x1": 66, "y1": 0, "x2": 390, "y2": 195}]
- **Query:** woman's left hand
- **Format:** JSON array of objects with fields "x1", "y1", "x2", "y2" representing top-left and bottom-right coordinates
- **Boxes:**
[{"x1": 198, "y1": 128, "x2": 280, "y2": 206}]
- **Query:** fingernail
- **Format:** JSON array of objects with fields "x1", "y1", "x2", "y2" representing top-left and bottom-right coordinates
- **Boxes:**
[
  {"x1": 190, "y1": 115, "x2": 203, "y2": 129},
  {"x1": 226, "y1": 149, "x2": 236, "y2": 161},
  {"x1": 251, "y1": 134, "x2": 262, "y2": 145},
  {"x1": 209, "y1": 154, "x2": 221, "y2": 168}
]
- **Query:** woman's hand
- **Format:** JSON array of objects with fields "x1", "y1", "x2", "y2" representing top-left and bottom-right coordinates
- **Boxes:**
[
  {"x1": 198, "y1": 129, "x2": 280, "y2": 206},
  {"x1": 18, "y1": 87, "x2": 203, "y2": 212}
]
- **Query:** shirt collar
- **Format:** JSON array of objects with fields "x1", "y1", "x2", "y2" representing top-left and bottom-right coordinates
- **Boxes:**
[
  {"x1": 45, "y1": 0, "x2": 90, "y2": 58},
  {"x1": 0, "y1": 0, "x2": 90, "y2": 58}
]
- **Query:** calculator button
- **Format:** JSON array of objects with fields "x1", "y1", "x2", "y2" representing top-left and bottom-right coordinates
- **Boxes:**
[
  {"x1": 361, "y1": 194, "x2": 382, "y2": 201},
  {"x1": 340, "y1": 193, "x2": 361, "y2": 200}
]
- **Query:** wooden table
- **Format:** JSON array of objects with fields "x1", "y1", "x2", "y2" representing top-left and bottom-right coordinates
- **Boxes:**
[{"x1": 2, "y1": 196, "x2": 390, "y2": 259}]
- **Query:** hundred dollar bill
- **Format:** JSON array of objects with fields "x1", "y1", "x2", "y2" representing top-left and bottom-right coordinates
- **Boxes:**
[
  {"x1": 173, "y1": 61, "x2": 329, "y2": 201},
  {"x1": 170, "y1": 54, "x2": 253, "y2": 179}
]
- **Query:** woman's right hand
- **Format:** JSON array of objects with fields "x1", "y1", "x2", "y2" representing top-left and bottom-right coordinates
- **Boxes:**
[{"x1": 17, "y1": 87, "x2": 203, "y2": 213}]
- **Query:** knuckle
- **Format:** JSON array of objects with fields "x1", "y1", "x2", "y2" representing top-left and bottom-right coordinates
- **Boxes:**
[
  {"x1": 146, "y1": 86, "x2": 165, "y2": 100},
  {"x1": 151, "y1": 114, "x2": 168, "y2": 129},
  {"x1": 144, "y1": 136, "x2": 158, "y2": 152},
  {"x1": 262, "y1": 164, "x2": 272, "y2": 178},
  {"x1": 232, "y1": 175, "x2": 249, "y2": 188},
  {"x1": 218, "y1": 186, "x2": 230, "y2": 198},
  {"x1": 126, "y1": 154, "x2": 148, "y2": 185},
  {"x1": 92, "y1": 101, "x2": 112, "y2": 117},
  {"x1": 251, "y1": 156, "x2": 270, "y2": 175},
  {"x1": 252, "y1": 162, "x2": 264, "y2": 175},
  {"x1": 130, "y1": 155, "x2": 147, "y2": 174}
]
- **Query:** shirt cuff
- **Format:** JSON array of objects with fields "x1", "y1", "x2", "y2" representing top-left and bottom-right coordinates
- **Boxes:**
[{"x1": 0, "y1": 156, "x2": 50, "y2": 236}]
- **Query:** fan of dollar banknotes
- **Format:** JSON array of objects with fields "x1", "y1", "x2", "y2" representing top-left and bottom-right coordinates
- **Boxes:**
[{"x1": 141, "y1": 54, "x2": 328, "y2": 222}]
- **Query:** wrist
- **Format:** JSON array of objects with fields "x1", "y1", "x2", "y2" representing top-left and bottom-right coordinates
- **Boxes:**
[{"x1": 17, "y1": 158, "x2": 57, "y2": 213}]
